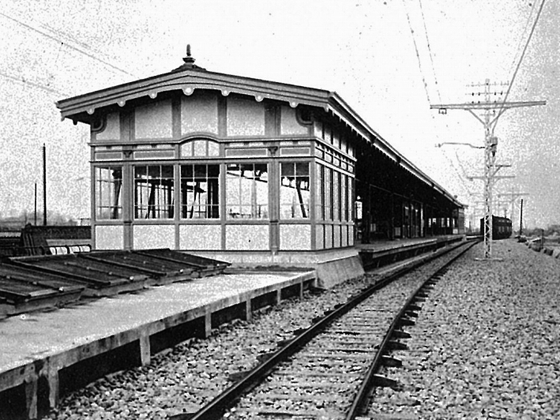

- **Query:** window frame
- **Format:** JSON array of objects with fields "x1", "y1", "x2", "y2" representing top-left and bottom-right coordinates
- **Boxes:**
[
  {"x1": 279, "y1": 161, "x2": 311, "y2": 220},
  {"x1": 225, "y1": 162, "x2": 269, "y2": 220},
  {"x1": 94, "y1": 165, "x2": 123, "y2": 221},
  {"x1": 179, "y1": 163, "x2": 220, "y2": 220},
  {"x1": 133, "y1": 164, "x2": 175, "y2": 220}
]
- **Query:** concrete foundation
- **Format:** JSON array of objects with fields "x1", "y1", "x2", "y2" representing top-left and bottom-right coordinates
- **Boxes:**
[{"x1": 190, "y1": 248, "x2": 365, "y2": 289}]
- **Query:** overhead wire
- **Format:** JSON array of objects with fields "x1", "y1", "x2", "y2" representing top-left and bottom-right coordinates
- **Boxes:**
[
  {"x1": 0, "y1": 70, "x2": 69, "y2": 96},
  {"x1": 440, "y1": 146, "x2": 477, "y2": 199},
  {"x1": 0, "y1": 11, "x2": 138, "y2": 79},
  {"x1": 493, "y1": 0, "x2": 547, "y2": 133},
  {"x1": 401, "y1": 0, "x2": 433, "y2": 104},
  {"x1": 418, "y1": 0, "x2": 441, "y2": 103},
  {"x1": 506, "y1": 0, "x2": 538, "y2": 80},
  {"x1": 402, "y1": 0, "x2": 474, "y2": 205}
]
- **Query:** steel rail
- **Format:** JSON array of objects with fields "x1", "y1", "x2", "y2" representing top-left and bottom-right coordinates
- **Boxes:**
[
  {"x1": 171, "y1": 239, "x2": 476, "y2": 420},
  {"x1": 345, "y1": 239, "x2": 478, "y2": 419}
]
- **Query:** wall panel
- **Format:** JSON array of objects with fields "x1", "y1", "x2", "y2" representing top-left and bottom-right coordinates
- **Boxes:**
[
  {"x1": 95, "y1": 225, "x2": 124, "y2": 250},
  {"x1": 180, "y1": 225, "x2": 222, "y2": 250},
  {"x1": 225, "y1": 225, "x2": 269, "y2": 250},
  {"x1": 226, "y1": 96, "x2": 265, "y2": 136},
  {"x1": 96, "y1": 112, "x2": 120, "y2": 141},
  {"x1": 135, "y1": 100, "x2": 173, "y2": 139},
  {"x1": 133, "y1": 225, "x2": 175, "y2": 249},
  {"x1": 181, "y1": 93, "x2": 219, "y2": 135},
  {"x1": 280, "y1": 106, "x2": 308, "y2": 135},
  {"x1": 280, "y1": 224, "x2": 311, "y2": 250}
]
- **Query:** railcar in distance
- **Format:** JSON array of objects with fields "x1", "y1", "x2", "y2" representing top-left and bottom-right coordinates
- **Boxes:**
[{"x1": 480, "y1": 215, "x2": 512, "y2": 240}]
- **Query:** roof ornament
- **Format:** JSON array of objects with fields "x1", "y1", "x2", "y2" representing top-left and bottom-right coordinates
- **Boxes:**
[
  {"x1": 173, "y1": 44, "x2": 206, "y2": 72},
  {"x1": 183, "y1": 44, "x2": 195, "y2": 65}
]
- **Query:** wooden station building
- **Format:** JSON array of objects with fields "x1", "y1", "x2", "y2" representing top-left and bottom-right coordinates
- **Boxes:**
[{"x1": 56, "y1": 48, "x2": 464, "y2": 286}]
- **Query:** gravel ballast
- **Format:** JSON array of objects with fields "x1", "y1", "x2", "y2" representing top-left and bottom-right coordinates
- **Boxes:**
[
  {"x1": 41, "y1": 275, "x2": 375, "y2": 419},
  {"x1": 39, "y1": 240, "x2": 560, "y2": 420},
  {"x1": 370, "y1": 240, "x2": 560, "y2": 419}
]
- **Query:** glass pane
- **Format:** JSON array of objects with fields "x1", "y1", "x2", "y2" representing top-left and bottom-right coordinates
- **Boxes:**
[
  {"x1": 181, "y1": 164, "x2": 220, "y2": 219},
  {"x1": 134, "y1": 165, "x2": 174, "y2": 219},
  {"x1": 95, "y1": 166, "x2": 123, "y2": 220},
  {"x1": 280, "y1": 162, "x2": 309, "y2": 219},
  {"x1": 226, "y1": 163, "x2": 268, "y2": 219},
  {"x1": 208, "y1": 141, "x2": 219, "y2": 156},
  {"x1": 194, "y1": 140, "x2": 206, "y2": 156}
]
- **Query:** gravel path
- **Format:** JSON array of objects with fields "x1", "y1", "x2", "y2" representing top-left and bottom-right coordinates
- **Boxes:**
[{"x1": 369, "y1": 240, "x2": 560, "y2": 419}]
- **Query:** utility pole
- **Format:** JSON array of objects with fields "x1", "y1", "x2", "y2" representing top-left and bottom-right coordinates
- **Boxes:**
[
  {"x1": 43, "y1": 143, "x2": 47, "y2": 226},
  {"x1": 431, "y1": 79, "x2": 545, "y2": 259},
  {"x1": 519, "y1": 198, "x2": 524, "y2": 236},
  {"x1": 34, "y1": 182, "x2": 37, "y2": 226}
]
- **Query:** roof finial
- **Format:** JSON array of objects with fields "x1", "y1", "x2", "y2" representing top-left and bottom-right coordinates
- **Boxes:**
[
  {"x1": 183, "y1": 44, "x2": 195, "y2": 65},
  {"x1": 173, "y1": 44, "x2": 205, "y2": 72}
]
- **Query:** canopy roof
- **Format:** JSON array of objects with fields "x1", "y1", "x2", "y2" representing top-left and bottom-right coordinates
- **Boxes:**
[{"x1": 56, "y1": 49, "x2": 462, "y2": 209}]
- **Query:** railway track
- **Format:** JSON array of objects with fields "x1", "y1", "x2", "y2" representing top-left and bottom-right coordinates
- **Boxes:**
[{"x1": 171, "y1": 240, "x2": 477, "y2": 420}]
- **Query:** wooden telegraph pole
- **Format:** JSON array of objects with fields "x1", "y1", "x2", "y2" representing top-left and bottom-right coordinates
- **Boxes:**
[{"x1": 43, "y1": 143, "x2": 47, "y2": 226}]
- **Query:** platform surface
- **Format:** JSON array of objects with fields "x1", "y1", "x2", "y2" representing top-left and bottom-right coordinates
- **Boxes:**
[
  {"x1": 0, "y1": 270, "x2": 314, "y2": 376},
  {"x1": 356, "y1": 235, "x2": 462, "y2": 252}
]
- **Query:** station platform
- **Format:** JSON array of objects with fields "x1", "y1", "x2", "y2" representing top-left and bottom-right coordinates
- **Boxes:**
[
  {"x1": 357, "y1": 235, "x2": 464, "y2": 269},
  {"x1": 0, "y1": 268, "x2": 316, "y2": 419}
]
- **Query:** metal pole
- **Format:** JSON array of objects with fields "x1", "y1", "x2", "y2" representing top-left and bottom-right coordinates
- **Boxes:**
[
  {"x1": 483, "y1": 79, "x2": 493, "y2": 259},
  {"x1": 43, "y1": 143, "x2": 47, "y2": 226}
]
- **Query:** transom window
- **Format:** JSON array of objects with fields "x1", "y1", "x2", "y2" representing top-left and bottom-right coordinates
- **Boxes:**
[
  {"x1": 280, "y1": 162, "x2": 310, "y2": 219},
  {"x1": 226, "y1": 163, "x2": 268, "y2": 219},
  {"x1": 180, "y1": 164, "x2": 220, "y2": 219},
  {"x1": 134, "y1": 165, "x2": 174, "y2": 219},
  {"x1": 181, "y1": 139, "x2": 219, "y2": 158}
]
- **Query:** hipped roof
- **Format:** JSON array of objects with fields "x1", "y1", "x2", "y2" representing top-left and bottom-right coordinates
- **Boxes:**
[{"x1": 56, "y1": 56, "x2": 462, "y2": 209}]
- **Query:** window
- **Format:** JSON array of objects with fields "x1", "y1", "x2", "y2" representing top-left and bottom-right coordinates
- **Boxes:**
[
  {"x1": 347, "y1": 176, "x2": 354, "y2": 221},
  {"x1": 341, "y1": 174, "x2": 347, "y2": 221},
  {"x1": 324, "y1": 167, "x2": 332, "y2": 220},
  {"x1": 333, "y1": 171, "x2": 340, "y2": 221},
  {"x1": 315, "y1": 163, "x2": 324, "y2": 221},
  {"x1": 134, "y1": 165, "x2": 174, "y2": 219},
  {"x1": 181, "y1": 139, "x2": 220, "y2": 157},
  {"x1": 180, "y1": 164, "x2": 219, "y2": 219},
  {"x1": 95, "y1": 166, "x2": 122, "y2": 220},
  {"x1": 280, "y1": 162, "x2": 310, "y2": 219},
  {"x1": 226, "y1": 163, "x2": 268, "y2": 219}
]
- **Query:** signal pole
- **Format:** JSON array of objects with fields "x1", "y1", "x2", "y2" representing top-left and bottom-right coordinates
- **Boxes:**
[{"x1": 431, "y1": 79, "x2": 545, "y2": 259}]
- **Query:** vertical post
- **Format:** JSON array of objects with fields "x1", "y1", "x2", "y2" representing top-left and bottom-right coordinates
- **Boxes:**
[
  {"x1": 47, "y1": 368, "x2": 60, "y2": 410},
  {"x1": 34, "y1": 182, "x2": 38, "y2": 226},
  {"x1": 244, "y1": 299, "x2": 252, "y2": 322},
  {"x1": 519, "y1": 199, "x2": 524, "y2": 236},
  {"x1": 204, "y1": 310, "x2": 212, "y2": 338},
  {"x1": 482, "y1": 79, "x2": 495, "y2": 259},
  {"x1": 431, "y1": 81, "x2": 544, "y2": 258},
  {"x1": 139, "y1": 332, "x2": 151, "y2": 366},
  {"x1": 43, "y1": 143, "x2": 47, "y2": 226},
  {"x1": 25, "y1": 376, "x2": 38, "y2": 420}
]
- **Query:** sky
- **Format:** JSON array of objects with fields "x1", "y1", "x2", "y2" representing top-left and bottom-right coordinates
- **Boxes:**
[{"x1": 0, "y1": 0, "x2": 557, "y2": 229}]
